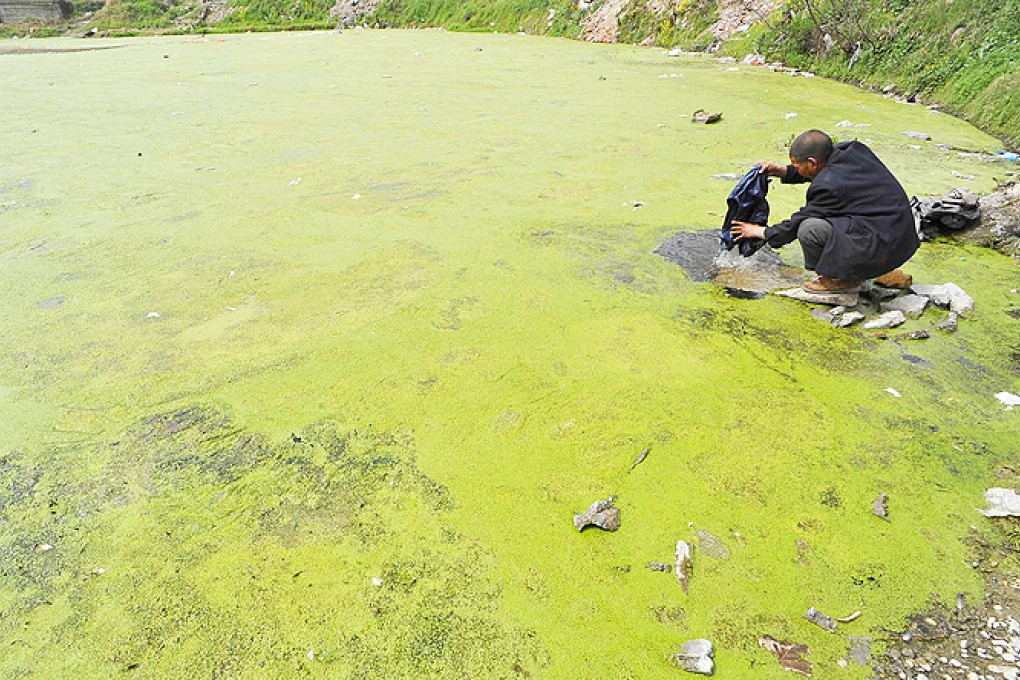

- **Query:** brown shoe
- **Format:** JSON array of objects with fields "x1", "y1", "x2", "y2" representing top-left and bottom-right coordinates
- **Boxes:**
[
  {"x1": 874, "y1": 269, "x2": 913, "y2": 289},
  {"x1": 803, "y1": 275, "x2": 861, "y2": 293}
]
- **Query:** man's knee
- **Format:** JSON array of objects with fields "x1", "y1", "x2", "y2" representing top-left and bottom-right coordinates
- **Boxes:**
[{"x1": 798, "y1": 218, "x2": 834, "y2": 246}]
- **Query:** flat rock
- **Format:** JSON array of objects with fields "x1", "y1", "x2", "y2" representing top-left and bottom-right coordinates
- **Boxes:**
[
  {"x1": 892, "y1": 328, "x2": 931, "y2": 341},
  {"x1": 810, "y1": 307, "x2": 837, "y2": 322},
  {"x1": 862, "y1": 310, "x2": 906, "y2": 329},
  {"x1": 573, "y1": 495, "x2": 620, "y2": 531},
  {"x1": 881, "y1": 294, "x2": 929, "y2": 318},
  {"x1": 672, "y1": 638, "x2": 715, "y2": 675},
  {"x1": 774, "y1": 287, "x2": 859, "y2": 306},
  {"x1": 904, "y1": 130, "x2": 932, "y2": 140},
  {"x1": 834, "y1": 311, "x2": 866, "y2": 328}
]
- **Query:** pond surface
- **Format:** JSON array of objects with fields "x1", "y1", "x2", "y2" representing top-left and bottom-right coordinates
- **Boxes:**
[{"x1": 1, "y1": 29, "x2": 1018, "y2": 678}]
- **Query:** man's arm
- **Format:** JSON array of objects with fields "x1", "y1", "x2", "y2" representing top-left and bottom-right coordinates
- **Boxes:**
[
  {"x1": 782, "y1": 164, "x2": 809, "y2": 184},
  {"x1": 764, "y1": 183, "x2": 842, "y2": 247}
]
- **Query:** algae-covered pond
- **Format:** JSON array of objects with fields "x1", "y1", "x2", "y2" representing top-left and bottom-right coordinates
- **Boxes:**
[{"x1": 1, "y1": 29, "x2": 1019, "y2": 678}]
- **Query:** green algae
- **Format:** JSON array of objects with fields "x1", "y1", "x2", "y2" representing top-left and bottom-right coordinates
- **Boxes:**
[{"x1": 1, "y1": 29, "x2": 1019, "y2": 678}]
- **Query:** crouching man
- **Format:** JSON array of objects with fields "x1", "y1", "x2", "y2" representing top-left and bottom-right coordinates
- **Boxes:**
[{"x1": 730, "y1": 129, "x2": 918, "y2": 293}]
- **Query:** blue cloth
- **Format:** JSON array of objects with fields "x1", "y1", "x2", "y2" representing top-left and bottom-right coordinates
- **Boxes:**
[{"x1": 720, "y1": 166, "x2": 770, "y2": 257}]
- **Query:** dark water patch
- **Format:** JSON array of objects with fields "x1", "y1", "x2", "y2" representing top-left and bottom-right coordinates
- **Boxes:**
[
  {"x1": 656, "y1": 230, "x2": 803, "y2": 291},
  {"x1": 901, "y1": 352, "x2": 934, "y2": 368}
]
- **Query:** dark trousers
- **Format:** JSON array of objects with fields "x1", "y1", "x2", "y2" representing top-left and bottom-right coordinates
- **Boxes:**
[{"x1": 798, "y1": 218, "x2": 834, "y2": 272}]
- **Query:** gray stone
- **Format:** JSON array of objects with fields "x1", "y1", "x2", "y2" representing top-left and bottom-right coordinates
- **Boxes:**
[
  {"x1": 710, "y1": 173, "x2": 741, "y2": 180},
  {"x1": 881, "y1": 294, "x2": 929, "y2": 318},
  {"x1": 672, "y1": 638, "x2": 715, "y2": 675},
  {"x1": 893, "y1": 328, "x2": 931, "y2": 341},
  {"x1": 862, "y1": 311, "x2": 907, "y2": 329},
  {"x1": 775, "y1": 287, "x2": 860, "y2": 307},
  {"x1": 904, "y1": 131, "x2": 932, "y2": 140},
  {"x1": 834, "y1": 311, "x2": 866, "y2": 328},
  {"x1": 911, "y1": 284, "x2": 952, "y2": 307},
  {"x1": 35, "y1": 295, "x2": 67, "y2": 309},
  {"x1": 943, "y1": 282, "x2": 975, "y2": 316},
  {"x1": 937, "y1": 312, "x2": 958, "y2": 332},
  {"x1": 573, "y1": 495, "x2": 620, "y2": 531},
  {"x1": 647, "y1": 561, "x2": 672, "y2": 572},
  {"x1": 980, "y1": 488, "x2": 1020, "y2": 517},
  {"x1": 811, "y1": 307, "x2": 837, "y2": 322},
  {"x1": 874, "y1": 492, "x2": 889, "y2": 521},
  {"x1": 691, "y1": 109, "x2": 723, "y2": 124},
  {"x1": 804, "y1": 607, "x2": 837, "y2": 632}
]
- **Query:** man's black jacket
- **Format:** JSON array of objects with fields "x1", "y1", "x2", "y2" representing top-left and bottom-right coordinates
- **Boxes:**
[{"x1": 763, "y1": 141, "x2": 919, "y2": 280}]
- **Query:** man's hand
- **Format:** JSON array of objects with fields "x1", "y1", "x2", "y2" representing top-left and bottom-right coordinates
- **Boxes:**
[
  {"x1": 756, "y1": 162, "x2": 788, "y2": 178},
  {"x1": 730, "y1": 221, "x2": 767, "y2": 241}
]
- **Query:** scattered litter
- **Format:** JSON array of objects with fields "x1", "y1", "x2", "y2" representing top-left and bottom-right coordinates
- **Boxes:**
[
  {"x1": 904, "y1": 131, "x2": 931, "y2": 140},
  {"x1": 91, "y1": 567, "x2": 106, "y2": 576},
  {"x1": 892, "y1": 328, "x2": 930, "y2": 341},
  {"x1": 691, "y1": 109, "x2": 722, "y2": 124},
  {"x1": 862, "y1": 310, "x2": 906, "y2": 329},
  {"x1": 667, "y1": 48, "x2": 683, "y2": 57},
  {"x1": 785, "y1": 112, "x2": 798, "y2": 120},
  {"x1": 742, "y1": 53, "x2": 765, "y2": 65},
  {"x1": 710, "y1": 173, "x2": 741, "y2": 180},
  {"x1": 573, "y1": 495, "x2": 620, "y2": 532},
  {"x1": 835, "y1": 120, "x2": 871, "y2": 128},
  {"x1": 994, "y1": 392, "x2": 1020, "y2": 409},
  {"x1": 837, "y1": 610, "x2": 862, "y2": 624},
  {"x1": 884, "y1": 387, "x2": 901, "y2": 398},
  {"x1": 804, "y1": 607, "x2": 837, "y2": 632},
  {"x1": 289, "y1": 177, "x2": 302, "y2": 186},
  {"x1": 951, "y1": 170, "x2": 975, "y2": 181},
  {"x1": 371, "y1": 577, "x2": 383, "y2": 587},
  {"x1": 630, "y1": 201, "x2": 645, "y2": 210},
  {"x1": 980, "y1": 488, "x2": 1020, "y2": 517},
  {"x1": 996, "y1": 150, "x2": 1019, "y2": 162},
  {"x1": 647, "y1": 561, "x2": 672, "y2": 572},
  {"x1": 658, "y1": 73, "x2": 681, "y2": 79},
  {"x1": 146, "y1": 312, "x2": 161, "y2": 319},
  {"x1": 628, "y1": 447, "x2": 650, "y2": 472},
  {"x1": 672, "y1": 638, "x2": 714, "y2": 675},
  {"x1": 675, "y1": 540, "x2": 692, "y2": 594},
  {"x1": 873, "y1": 492, "x2": 890, "y2": 521},
  {"x1": 36, "y1": 543, "x2": 53, "y2": 552},
  {"x1": 759, "y1": 635, "x2": 813, "y2": 676}
]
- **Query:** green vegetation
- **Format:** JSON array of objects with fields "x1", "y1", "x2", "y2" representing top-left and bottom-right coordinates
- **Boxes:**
[{"x1": 751, "y1": 0, "x2": 1020, "y2": 147}]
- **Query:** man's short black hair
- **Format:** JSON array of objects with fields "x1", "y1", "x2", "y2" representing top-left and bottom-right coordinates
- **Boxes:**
[{"x1": 790, "y1": 129, "x2": 834, "y2": 163}]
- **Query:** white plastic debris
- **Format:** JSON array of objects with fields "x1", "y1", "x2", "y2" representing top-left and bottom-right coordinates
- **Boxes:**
[
  {"x1": 785, "y1": 112, "x2": 798, "y2": 119},
  {"x1": 371, "y1": 577, "x2": 383, "y2": 587},
  {"x1": 37, "y1": 543, "x2": 53, "y2": 552},
  {"x1": 289, "y1": 177, "x2": 302, "y2": 186},
  {"x1": 147, "y1": 312, "x2": 160, "y2": 318},
  {"x1": 980, "y1": 488, "x2": 1020, "y2": 517},
  {"x1": 994, "y1": 392, "x2": 1020, "y2": 409},
  {"x1": 352, "y1": 193, "x2": 362, "y2": 200},
  {"x1": 884, "y1": 388, "x2": 901, "y2": 398},
  {"x1": 835, "y1": 119, "x2": 854, "y2": 128}
]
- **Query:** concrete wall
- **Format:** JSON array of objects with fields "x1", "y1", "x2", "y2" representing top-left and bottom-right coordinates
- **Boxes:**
[{"x1": 0, "y1": 0, "x2": 72, "y2": 22}]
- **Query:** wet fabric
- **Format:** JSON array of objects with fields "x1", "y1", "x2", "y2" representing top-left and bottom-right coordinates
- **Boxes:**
[
  {"x1": 763, "y1": 141, "x2": 918, "y2": 280},
  {"x1": 720, "y1": 166, "x2": 770, "y2": 257}
]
